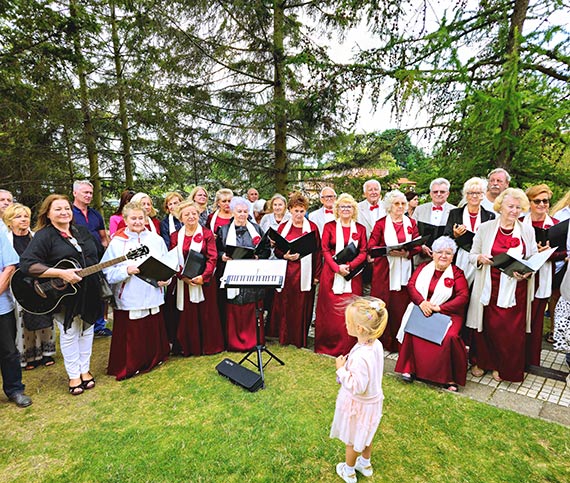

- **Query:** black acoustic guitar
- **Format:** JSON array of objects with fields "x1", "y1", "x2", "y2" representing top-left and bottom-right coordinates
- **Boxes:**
[{"x1": 11, "y1": 245, "x2": 149, "y2": 315}]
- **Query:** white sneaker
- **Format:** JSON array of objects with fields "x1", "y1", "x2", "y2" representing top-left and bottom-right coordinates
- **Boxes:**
[
  {"x1": 355, "y1": 456, "x2": 373, "y2": 477},
  {"x1": 336, "y1": 462, "x2": 357, "y2": 483}
]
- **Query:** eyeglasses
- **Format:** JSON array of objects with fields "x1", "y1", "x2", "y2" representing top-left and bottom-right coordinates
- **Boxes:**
[
  {"x1": 431, "y1": 190, "x2": 448, "y2": 194},
  {"x1": 531, "y1": 199, "x2": 550, "y2": 205},
  {"x1": 466, "y1": 192, "x2": 483, "y2": 197},
  {"x1": 321, "y1": 195, "x2": 336, "y2": 200},
  {"x1": 339, "y1": 205, "x2": 353, "y2": 210}
]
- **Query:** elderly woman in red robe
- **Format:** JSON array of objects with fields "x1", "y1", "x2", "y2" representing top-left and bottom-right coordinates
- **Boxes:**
[{"x1": 395, "y1": 236, "x2": 469, "y2": 391}]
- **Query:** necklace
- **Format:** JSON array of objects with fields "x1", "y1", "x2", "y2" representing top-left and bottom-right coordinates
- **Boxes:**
[
  {"x1": 468, "y1": 211, "x2": 479, "y2": 218},
  {"x1": 498, "y1": 226, "x2": 514, "y2": 236}
]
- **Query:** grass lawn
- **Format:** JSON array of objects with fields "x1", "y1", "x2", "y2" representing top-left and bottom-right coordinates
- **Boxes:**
[{"x1": 1, "y1": 336, "x2": 569, "y2": 483}]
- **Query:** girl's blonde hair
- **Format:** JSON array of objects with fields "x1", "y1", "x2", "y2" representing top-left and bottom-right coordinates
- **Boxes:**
[{"x1": 345, "y1": 296, "x2": 388, "y2": 340}]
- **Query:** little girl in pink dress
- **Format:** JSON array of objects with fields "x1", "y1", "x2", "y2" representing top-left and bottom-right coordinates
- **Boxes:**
[{"x1": 330, "y1": 296, "x2": 388, "y2": 483}]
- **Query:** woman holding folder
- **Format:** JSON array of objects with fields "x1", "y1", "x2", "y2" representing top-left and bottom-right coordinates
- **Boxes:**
[
  {"x1": 394, "y1": 237, "x2": 469, "y2": 391},
  {"x1": 168, "y1": 201, "x2": 224, "y2": 356},
  {"x1": 369, "y1": 190, "x2": 422, "y2": 353},
  {"x1": 217, "y1": 197, "x2": 270, "y2": 351},
  {"x1": 466, "y1": 188, "x2": 537, "y2": 382},
  {"x1": 271, "y1": 193, "x2": 322, "y2": 348},
  {"x1": 102, "y1": 202, "x2": 170, "y2": 380},
  {"x1": 521, "y1": 184, "x2": 564, "y2": 366},
  {"x1": 314, "y1": 193, "x2": 367, "y2": 357}
]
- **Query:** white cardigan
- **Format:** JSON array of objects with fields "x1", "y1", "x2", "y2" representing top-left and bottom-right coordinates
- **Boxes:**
[{"x1": 465, "y1": 218, "x2": 537, "y2": 333}]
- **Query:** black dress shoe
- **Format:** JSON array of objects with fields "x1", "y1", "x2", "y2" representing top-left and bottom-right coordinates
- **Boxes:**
[
  {"x1": 401, "y1": 373, "x2": 415, "y2": 383},
  {"x1": 9, "y1": 392, "x2": 32, "y2": 408}
]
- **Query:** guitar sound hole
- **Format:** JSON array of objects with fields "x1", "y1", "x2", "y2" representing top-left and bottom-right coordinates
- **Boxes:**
[
  {"x1": 49, "y1": 280, "x2": 69, "y2": 292},
  {"x1": 32, "y1": 280, "x2": 48, "y2": 299}
]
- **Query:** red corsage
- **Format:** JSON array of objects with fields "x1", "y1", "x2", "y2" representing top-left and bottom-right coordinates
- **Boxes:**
[
  {"x1": 407, "y1": 226, "x2": 413, "y2": 234},
  {"x1": 252, "y1": 236, "x2": 261, "y2": 245},
  {"x1": 59, "y1": 231, "x2": 69, "y2": 239},
  {"x1": 510, "y1": 238, "x2": 521, "y2": 248},
  {"x1": 193, "y1": 233, "x2": 203, "y2": 243},
  {"x1": 444, "y1": 277, "x2": 454, "y2": 288},
  {"x1": 351, "y1": 232, "x2": 358, "y2": 240}
]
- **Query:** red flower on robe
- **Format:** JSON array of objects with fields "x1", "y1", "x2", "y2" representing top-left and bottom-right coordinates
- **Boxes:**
[
  {"x1": 351, "y1": 232, "x2": 358, "y2": 240},
  {"x1": 193, "y1": 233, "x2": 203, "y2": 243},
  {"x1": 510, "y1": 238, "x2": 521, "y2": 248},
  {"x1": 252, "y1": 235, "x2": 261, "y2": 245},
  {"x1": 444, "y1": 277, "x2": 454, "y2": 288},
  {"x1": 407, "y1": 226, "x2": 413, "y2": 234}
]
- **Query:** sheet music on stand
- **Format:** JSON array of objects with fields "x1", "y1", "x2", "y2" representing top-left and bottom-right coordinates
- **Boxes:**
[{"x1": 220, "y1": 259, "x2": 288, "y2": 289}]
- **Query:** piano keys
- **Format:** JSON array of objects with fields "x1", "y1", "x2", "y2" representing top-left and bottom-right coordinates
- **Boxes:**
[{"x1": 220, "y1": 259, "x2": 288, "y2": 288}]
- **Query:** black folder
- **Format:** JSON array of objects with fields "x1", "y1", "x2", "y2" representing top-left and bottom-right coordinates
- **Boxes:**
[
  {"x1": 404, "y1": 305, "x2": 452, "y2": 345},
  {"x1": 182, "y1": 249, "x2": 206, "y2": 279},
  {"x1": 455, "y1": 230, "x2": 475, "y2": 251},
  {"x1": 225, "y1": 245, "x2": 255, "y2": 260},
  {"x1": 547, "y1": 219, "x2": 569, "y2": 249},
  {"x1": 333, "y1": 242, "x2": 358, "y2": 264},
  {"x1": 267, "y1": 228, "x2": 317, "y2": 258},
  {"x1": 369, "y1": 235, "x2": 430, "y2": 258},
  {"x1": 136, "y1": 256, "x2": 178, "y2": 287},
  {"x1": 491, "y1": 247, "x2": 556, "y2": 277},
  {"x1": 417, "y1": 221, "x2": 446, "y2": 247}
]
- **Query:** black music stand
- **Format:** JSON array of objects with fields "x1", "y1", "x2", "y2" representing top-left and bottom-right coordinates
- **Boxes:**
[{"x1": 238, "y1": 299, "x2": 285, "y2": 389}]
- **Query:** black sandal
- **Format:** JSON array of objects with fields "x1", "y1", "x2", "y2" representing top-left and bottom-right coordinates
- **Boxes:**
[
  {"x1": 41, "y1": 356, "x2": 55, "y2": 367},
  {"x1": 69, "y1": 383, "x2": 84, "y2": 396},
  {"x1": 25, "y1": 360, "x2": 40, "y2": 371},
  {"x1": 545, "y1": 332, "x2": 554, "y2": 344},
  {"x1": 81, "y1": 373, "x2": 96, "y2": 390}
]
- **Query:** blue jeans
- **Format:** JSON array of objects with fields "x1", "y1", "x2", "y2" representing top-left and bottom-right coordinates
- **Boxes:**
[{"x1": 0, "y1": 310, "x2": 25, "y2": 397}]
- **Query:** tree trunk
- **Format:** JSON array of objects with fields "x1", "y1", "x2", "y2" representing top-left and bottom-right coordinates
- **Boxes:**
[
  {"x1": 273, "y1": 0, "x2": 287, "y2": 193},
  {"x1": 110, "y1": 1, "x2": 133, "y2": 188},
  {"x1": 495, "y1": 0, "x2": 529, "y2": 169},
  {"x1": 70, "y1": 0, "x2": 102, "y2": 209}
]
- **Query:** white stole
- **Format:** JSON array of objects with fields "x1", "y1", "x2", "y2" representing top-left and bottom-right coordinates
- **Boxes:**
[
  {"x1": 168, "y1": 214, "x2": 177, "y2": 235},
  {"x1": 522, "y1": 214, "x2": 553, "y2": 298},
  {"x1": 332, "y1": 221, "x2": 358, "y2": 295},
  {"x1": 175, "y1": 225, "x2": 205, "y2": 310},
  {"x1": 280, "y1": 218, "x2": 312, "y2": 292},
  {"x1": 480, "y1": 222, "x2": 524, "y2": 309},
  {"x1": 397, "y1": 262, "x2": 454, "y2": 342},
  {"x1": 226, "y1": 220, "x2": 260, "y2": 300},
  {"x1": 383, "y1": 215, "x2": 413, "y2": 291},
  {"x1": 209, "y1": 210, "x2": 219, "y2": 232},
  {"x1": 455, "y1": 207, "x2": 482, "y2": 285}
]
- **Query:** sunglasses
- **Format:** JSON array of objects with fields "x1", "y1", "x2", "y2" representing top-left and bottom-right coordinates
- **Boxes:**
[{"x1": 531, "y1": 199, "x2": 550, "y2": 205}]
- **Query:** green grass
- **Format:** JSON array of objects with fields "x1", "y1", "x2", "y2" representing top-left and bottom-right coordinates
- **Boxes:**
[{"x1": 1, "y1": 336, "x2": 569, "y2": 483}]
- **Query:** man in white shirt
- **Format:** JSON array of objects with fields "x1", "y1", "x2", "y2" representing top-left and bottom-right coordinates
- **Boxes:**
[
  {"x1": 308, "y1": 187, "x2": 336, "y2": 235},
  {"x1": 413, "y1": 177, "x2": 456, "y2": 262},
  {"x1": 357, "y1": 179, "x2": 386, "y2": 238},
  {"x1": 481, "y1": 168, "x2": 510, "y2": 214},
  {"x1": 0, "y1": 190, "x2": 13, "y2": 235}
]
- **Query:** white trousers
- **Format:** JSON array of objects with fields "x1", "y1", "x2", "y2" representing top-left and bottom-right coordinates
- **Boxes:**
[{"x1": 54, "y1": 314, "x2": 93, "y2": 379}]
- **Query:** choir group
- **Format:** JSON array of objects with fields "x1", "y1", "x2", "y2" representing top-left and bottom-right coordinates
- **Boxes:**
[{"x1": 2, "y1": 167, "x2": 570, "y2": 406}]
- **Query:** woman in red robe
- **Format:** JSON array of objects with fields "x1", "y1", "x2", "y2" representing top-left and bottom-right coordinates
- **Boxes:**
[
  {"x1": 521, "y1": 184, "x2": 564, "y2": 366},
  {"x1": 217, "y1": 197, "x2": 271, "y2": 351},
  {"x1": 369, "y1": 190, "x2": 421, "y2": 353},
  {"x1": 395, "y1": 236, "x2": 469, "y2": 390},
  {"x1": 315, "y1": 193, "x2": 368, "y2": 357},
  {"x1": 168, "y1": 201, "x2": 224, "y2": 356},
  {"x1": 466, "y1": 188, "x2": 538, "y2": 382},
  {"x1": 271, "y1": 192, "x2": 322, "y2": 348}
]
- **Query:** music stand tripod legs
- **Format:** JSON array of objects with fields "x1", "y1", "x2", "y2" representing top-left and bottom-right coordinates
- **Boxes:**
[{"x1": 239, "y1": 300, "x2": 285, "y2": 388}]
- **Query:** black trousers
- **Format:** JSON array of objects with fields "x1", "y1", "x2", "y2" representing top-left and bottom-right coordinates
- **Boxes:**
[{"x1": 0, "y1": 310, "x2": 25, "y2": 397}]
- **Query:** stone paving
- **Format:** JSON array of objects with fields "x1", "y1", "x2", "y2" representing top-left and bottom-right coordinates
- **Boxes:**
[{"x1": 383, "y1": 344, "x2": 570, "y2": 427}]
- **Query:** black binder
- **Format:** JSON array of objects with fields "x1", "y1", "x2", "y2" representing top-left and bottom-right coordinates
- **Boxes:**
[
  {"x1": 225, "y1": 245, "x2": 256, "y2": 260},
  {"x1": 417, "y1": 221, "x2": 446, "y2": 247},
  {"x1": 369, "y1": 235, "x2": 429, "y2": 258},
  {"x1": 491, "y1": 247, "x2": 556, "y2": 277},
  {"x1": 182, "y1": 249, "x2": 206, "y2": 279},
  {"x1": 266, "y1": 228, "x2": 317, "y2": 258},
  {"x1": 333, "y1": 242, "x2": 358, "y2": 264},
  {"x1": 404, "y1": 305, "x2": 452, "y2": 345},
  {"x1": 136, "y1": 256, "x2": 178, "y2": 287},
  {"x1": 455, "y1": 230, "x2": 475, "y2": 251}
]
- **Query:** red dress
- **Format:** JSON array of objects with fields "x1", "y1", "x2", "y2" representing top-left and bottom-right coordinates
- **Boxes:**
[
  {"x1": 526, "y1": 218, "x2": 561, "y2": 366},
  {"x1": 471, "y1": 230, "x2": 528, "y2": 381},
  {"x1": 314, "y1": 221, "x2": 368, "y2": 357},
  {"x1": 271, "y1": 222, "x2": 322, "y2": 348},
  {"x1": 168, "y1": 229, "x2": 224, "y2": 356},
  {"x1": 108, "y1": 310, "x2": 169, "y2": 381},
  {"x1": 369, "y1": 217, "x2": 421, "y2": 352},
  {"x1": 395, "y1": 264, "x2": 469, "y2": 385}
]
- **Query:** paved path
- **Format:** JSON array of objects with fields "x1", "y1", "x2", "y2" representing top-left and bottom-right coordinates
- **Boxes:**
[{"x1": 383, "y1": 344, "x2": 570, "y2": 427}]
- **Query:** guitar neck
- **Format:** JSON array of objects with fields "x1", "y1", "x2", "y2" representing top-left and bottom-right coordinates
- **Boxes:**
[{"x1": 77, "y1": 254, "x2": 129, "y2": 278}]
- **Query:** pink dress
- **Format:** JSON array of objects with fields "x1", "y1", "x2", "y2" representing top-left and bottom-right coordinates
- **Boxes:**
[{"x1": 330, "y1": 339, "x2": 384, "y2": 453}]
